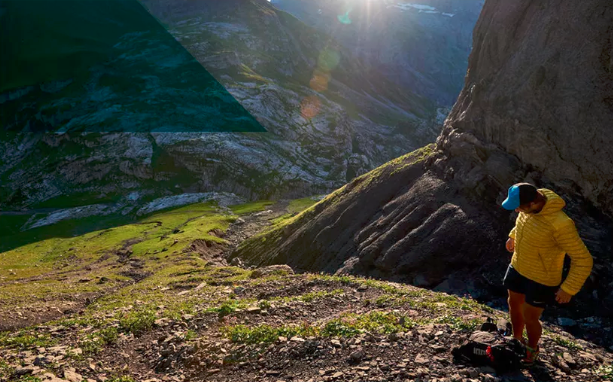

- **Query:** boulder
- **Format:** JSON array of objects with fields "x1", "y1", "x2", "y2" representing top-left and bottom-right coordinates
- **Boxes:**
[{"x1": 250, "y1": 265, "x2": 294, "y2": 279}]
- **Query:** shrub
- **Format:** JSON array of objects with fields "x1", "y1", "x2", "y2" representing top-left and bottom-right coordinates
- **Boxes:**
[
  {"x1": 119, "y1": 309, "x2": 156, "y2": 336},
  {"x1": 99, "y1": 327, "x2": 119, "y2": 344}
]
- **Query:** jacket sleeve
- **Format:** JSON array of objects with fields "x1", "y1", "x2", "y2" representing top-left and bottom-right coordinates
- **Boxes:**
[
  {"x1": 509, "y1": 215, "x2": 520, "y2": 239},
  {"x1": 554, "y1": 220, "x2": 593, "y2": 295},
  {"x1": 509, "y1": 226, "x2": 516, "y2": 239}
]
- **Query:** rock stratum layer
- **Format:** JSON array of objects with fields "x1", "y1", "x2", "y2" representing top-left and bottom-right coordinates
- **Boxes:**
[{"x1": 233, "y1": 0, "x2": 613, "y2": 319}]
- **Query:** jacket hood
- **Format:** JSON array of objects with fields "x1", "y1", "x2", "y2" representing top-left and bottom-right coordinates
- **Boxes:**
[{"x1": 536, "y1": 188, "x2": 566, "y2": 215}]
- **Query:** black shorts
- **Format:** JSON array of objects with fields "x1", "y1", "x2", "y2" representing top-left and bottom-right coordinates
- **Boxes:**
[{"x1": 503, "y1": 265, "x2": 559, "y2": 308}]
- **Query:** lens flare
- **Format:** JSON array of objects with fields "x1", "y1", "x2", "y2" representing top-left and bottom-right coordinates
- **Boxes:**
[
  {"x1": 318, "y1": 48, "x2": 341, "y2": 72},
  {"x1": 337, "y1": 9, "x2": 352, "y2": 24},
  {"x1": 300, "y1": 96, "x2": 321, "y2": 120},
  {"x1": 310, "y1": 69, "x2": 331, "y2": 92}
]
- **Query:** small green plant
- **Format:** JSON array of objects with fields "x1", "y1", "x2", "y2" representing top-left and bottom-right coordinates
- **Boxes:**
[
  {"x1": 321, "y1": 320, "x2": 361, "y2": 337},
  {"x1": 431, "y1": 294, "x2": 486, "y2": 312},
  {"x1": 224, "y1": 324, "x2": 279, "y2": 344},
  {"x1": 258, "y1": 300, "x2": 271, "y2": 310},
  {"x1": 223, "y1": 310, "x2": 420, "y2": 344},
  {"x1": 596, "y1": 365, "x2": 613, "y2": 381},
  {"x1": 56, "y1": 317, "x2": 94, "y2": 328},
  {"x1": 301, "y1": 292, "x2": 317, "y2": 303},
  {"x1": 375, "y1": 295, "x2": 395, "y2": 307},
  {"x1": 0, "y1": 331, "x2": 55, "y2": 349},
  {"x1": 119, "y1": 308, "x2": 156, "y2": 336},
  {"x1": 299, "y1": 289, "x2": 343, "y2": 303},
  {"x1": 99, "y1": 327, "x2": 119, "y2": 345},
  {"x1": 16, "y1": 376, "x2": 42, "y2": 382},
  {"x1": 434, "y1": 315, "x2": 480, "y2": 331},
  {"x1": 455, "y1": 319, "x2": 481, "y2": 331},
  {"x1": 412, "y1": 300, "x2": 443, "y2": 312},
  {"x1": 80, "y1": 334, "x2": 103, "y2": 355},
  {"x1": 0, "y1": 360, "x2": 14, "y2": 379},
  {"x1": 79, "y1": 326, "x2": 120, "y2": 355},
  {"x1": 106, "y1": 376, "x2": 136, "y2": 382},
  {"x1": 218, "y1": 301, "x2": 239, "y2": 318},
  {"x1": 306, "y1": 274, "x2": 355, "y2": 286},
  {"x1": 185, "y1": 330, "x2": 197, "y2": 341},
  {"x1": 552, "y1": 335, "x2": 583, "y2": 351},
  {"x1": 323, "y1": 311, "x2": 416, "y2": 337},
  {"x1": 223, "y1": 322, "x2": 318, "y2": 344}
]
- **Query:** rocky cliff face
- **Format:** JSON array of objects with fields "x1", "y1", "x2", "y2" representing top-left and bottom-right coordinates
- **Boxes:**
[
  {"x1": 444, "y1": 0, "x2": 613, "y2": 215},
  {"x1": 1, "y1": 0, "x2": 449, "y2": 211},
  {"x1": 233, "y1": 0, "x2": 613, "y2": 327}
]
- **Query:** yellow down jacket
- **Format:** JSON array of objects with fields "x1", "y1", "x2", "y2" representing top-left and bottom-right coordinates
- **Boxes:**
[{"x1": 508, "y1": 189, "x2": 593, "y2": 295}]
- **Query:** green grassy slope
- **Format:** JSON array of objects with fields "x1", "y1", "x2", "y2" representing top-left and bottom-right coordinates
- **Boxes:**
[
  {"x1": 0, "y1": 202, "x2": 232, "y2": 303},
  {"x1": 0, "y1": 198, "x2": 314, "y2": 320},
  {"x1": 231, "y1": 144, "x2": 436, "y2": 266}
]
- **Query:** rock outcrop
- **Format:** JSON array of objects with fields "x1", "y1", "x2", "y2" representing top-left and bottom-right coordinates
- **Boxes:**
[
  {"x1": 445, "y1": 0, "x2": 613, "y2": 215},
  {"x1": 233, "y1": 0, "x2": 613, "y2": 318}
]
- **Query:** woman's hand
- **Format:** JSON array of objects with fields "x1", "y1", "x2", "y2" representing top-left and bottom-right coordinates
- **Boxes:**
[
  {"x1": 505, "y1": 238, "x2": 515, "y2": 253},
  {"x1": 555, "y1": 288, "x2": 572, "y2": 304}
]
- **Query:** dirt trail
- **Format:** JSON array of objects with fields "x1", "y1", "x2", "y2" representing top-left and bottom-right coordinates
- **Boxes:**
[{"x1": 221, "y1": 200, "x2": 290, "y2": 260}]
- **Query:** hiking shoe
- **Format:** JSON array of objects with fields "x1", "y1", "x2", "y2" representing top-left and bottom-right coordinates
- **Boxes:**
[
  {"x1": 521, "y1": 345, "x2": 539, "y2": 367},
  {"x1": 508, "y1": 338, "x2": 527, "y2": 356}
]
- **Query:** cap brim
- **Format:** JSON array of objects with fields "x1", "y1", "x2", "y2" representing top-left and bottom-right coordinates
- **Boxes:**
[{"x1": 502, "y1": 197, "x2": 519, "y2": 210}]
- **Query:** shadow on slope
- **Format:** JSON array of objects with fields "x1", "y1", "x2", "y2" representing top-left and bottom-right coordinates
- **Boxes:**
[{"x1": 0, "y1": 0, "x2": 265, "y2": 133}]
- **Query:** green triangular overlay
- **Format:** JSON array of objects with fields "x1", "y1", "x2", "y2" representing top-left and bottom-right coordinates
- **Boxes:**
[{"x1": 0, "y1": 0, "x2": 266, "y2": 133}]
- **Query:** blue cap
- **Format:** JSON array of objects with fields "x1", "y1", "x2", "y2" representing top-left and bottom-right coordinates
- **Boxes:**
[
  {"x1": 502, "y1": 185, "x2": 521, "y2": 210},
  {"x1": 502, "y1": 183, "x2": 538, "y2": 210}
]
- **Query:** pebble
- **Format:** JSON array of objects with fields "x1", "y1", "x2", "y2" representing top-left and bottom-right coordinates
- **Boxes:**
[
  {"x1": 415, "y1": 354, "x2": 429, "y2": 364},
  {"x1": 562, "y1": 352, "x2": 576, "y2": 368},
  {"x1": 63, "y1": 368, "x2": 83, "y2": 382},
  {"x1": 14, "y1": 366, "x2": 34, "y2": 376},
  {"x1": 349, "y1": 350, "x2": 364, "y2": 362},
  {"x1": 246, "y1": 306, "x2": 261, "y2": 314},
  {"x1": 557, "y1": 317, "x2": 577, "y2": 326}
]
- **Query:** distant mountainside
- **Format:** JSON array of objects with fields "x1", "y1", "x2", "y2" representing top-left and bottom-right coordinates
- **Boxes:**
[
  {"x1": 270, "y1": 0, "x2": 484, "y2": 105},
  {"x1": 2, "y1": 0, "x2": 455, "y2": 216}
]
